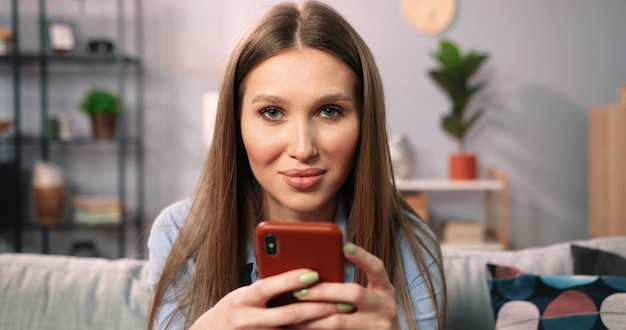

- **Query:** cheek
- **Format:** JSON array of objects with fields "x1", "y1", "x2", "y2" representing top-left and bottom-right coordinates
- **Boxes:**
[
  {"x1": 241, "y1": 121, "x2": 281, "y2": 168},
  {"x1": 324, "y1": 125, "x2": 361, "y2": 167}
]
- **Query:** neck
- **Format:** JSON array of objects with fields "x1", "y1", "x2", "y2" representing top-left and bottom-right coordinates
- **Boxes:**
[{"x1": 263, "y1": 196, "x2": 339, "y2": 223}]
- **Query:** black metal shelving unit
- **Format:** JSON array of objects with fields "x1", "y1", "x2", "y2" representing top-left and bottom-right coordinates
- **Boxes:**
[{"x1": 0, "y1": 0, "x2": 144, "y2": 258}]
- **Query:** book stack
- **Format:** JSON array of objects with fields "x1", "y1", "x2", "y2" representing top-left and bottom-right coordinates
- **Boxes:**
[
  {"x1": 440, "y1": 220, "x2": 503, "y2": 251},
  {"x1": 442, "y1": 221, "x2": 484, "y2": 244},
  {"x1": 72, "y1": 195, "x2": 123, "y2": 225}
]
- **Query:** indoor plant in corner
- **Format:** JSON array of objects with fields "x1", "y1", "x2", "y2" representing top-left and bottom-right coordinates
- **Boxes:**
[
  {"x1": 79, "y1": 87, "x2": 121, "y2": 140},
  {"x1": 428, "y1": 38, "x2": 489, "y2": 180}
]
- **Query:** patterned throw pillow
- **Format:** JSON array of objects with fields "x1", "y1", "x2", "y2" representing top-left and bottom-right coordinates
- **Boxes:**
[{"x1": 487, "y1": 263, "x2": 626, "y2": 330}]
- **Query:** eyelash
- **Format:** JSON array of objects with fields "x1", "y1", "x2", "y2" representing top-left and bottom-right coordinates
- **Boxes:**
[
  {"x1": 260, "y1": 107, "x2": 282, "y2": 120},
  {"x1": 320, "y1": 106, "x2": 342, "y2": 118},
  {"x1": 259, "y1": 106, "x2": 343, "y2": 121}
]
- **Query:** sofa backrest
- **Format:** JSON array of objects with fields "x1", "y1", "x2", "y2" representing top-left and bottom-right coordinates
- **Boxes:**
[
  {"x1": 3, "y1": 237, "x2": 626, "y2": 330},
  {"x1": 0, "y1": 253, "x2": 150, "y2": 330},
  {"x1": 442, "y1": 236, "x2": 626, "y2": 330}
]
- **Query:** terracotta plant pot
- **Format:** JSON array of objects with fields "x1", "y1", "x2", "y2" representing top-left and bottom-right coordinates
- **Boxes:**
[
  {"x1": 449, "y1": 153, "x2": 477, "y2": 180},
  {"x1": 90, "y1": 113, "x2": 117, "y2": 140}
]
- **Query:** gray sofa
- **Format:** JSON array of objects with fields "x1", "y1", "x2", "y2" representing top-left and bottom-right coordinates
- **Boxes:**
[
  {"x1": 1, "y1": 236, "x2": 625, "y2": 329},
  {"x1": 0, "y1": 253, "x2": 149, "y2": 330}
]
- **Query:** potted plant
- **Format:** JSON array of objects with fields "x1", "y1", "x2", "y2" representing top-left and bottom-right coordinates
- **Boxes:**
[
  {"x1": 428, "y1": 39, "x2": 489, "y2": 180},
  {"x1": 79, "y1": 87, "x2": 121, "y2": 140}
]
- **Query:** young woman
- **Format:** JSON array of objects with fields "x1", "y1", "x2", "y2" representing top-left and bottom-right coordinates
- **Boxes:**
[{"x1": 147, "y1": 1, "x2": 446, "y2": 329}]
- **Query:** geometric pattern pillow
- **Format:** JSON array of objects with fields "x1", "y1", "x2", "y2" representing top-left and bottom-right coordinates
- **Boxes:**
[
  {"x1": 571, "y1": 244, "x2": 626, "y2": 277},
  {"x1": 487, "y1": 263, "x2": 626, "y2": 330}
]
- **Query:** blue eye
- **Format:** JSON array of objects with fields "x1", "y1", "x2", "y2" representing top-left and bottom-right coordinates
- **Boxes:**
[
  {"x1": 321, "y1": 106, "x2": 341, "y2": 118},
  {"x1": 260, "y1": 108, "x2": 282, "y2": 120}
]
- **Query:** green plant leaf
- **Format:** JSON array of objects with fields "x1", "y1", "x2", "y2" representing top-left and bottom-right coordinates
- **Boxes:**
[
  {"x1": 467, "y1": 82, "x2": 486, "y2": 96},
  {"x1": 441, "y1": 114, "x2": 463, "y2": 141},
  {"x1": 79, "y1": 88, "x2": 121, "y2": 115},
  {"x1": 452, "y1": 96, "x2": 469, "y2": 116},
  {"x1": 461, "y1": 53, "x2": 488, "y2": 79},
  {"x1": 438, "y1": 39, "x2": 461, "y2": 68},
  {"x1": 463, "y1": 109, "x2": 485, "y2": 133},
  {"x1": 428, "y1": 38, "x2": 490, "y2": 150},
  {"x1": 429, "y1": 70, "x2": 457, "y2": 96}
]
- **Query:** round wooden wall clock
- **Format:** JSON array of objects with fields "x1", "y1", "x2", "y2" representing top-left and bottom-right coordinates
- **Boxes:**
[{"x1": 400, "y1": 0, "x2": 458, "y2": 36}]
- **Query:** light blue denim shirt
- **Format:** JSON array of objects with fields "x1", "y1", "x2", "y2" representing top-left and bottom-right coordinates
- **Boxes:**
[{"x1": 148, "y1": 198, "x2": 443, "y2": 329}]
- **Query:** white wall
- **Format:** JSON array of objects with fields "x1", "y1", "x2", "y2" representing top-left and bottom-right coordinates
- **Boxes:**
[{"x1": 141, "y1": 0, "x2": 626, "y2": 249}]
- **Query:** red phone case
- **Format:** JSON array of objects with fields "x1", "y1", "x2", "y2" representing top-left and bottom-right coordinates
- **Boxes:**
[{"x1": 255, "y1": 221, "x2": 344, "y2": 307}]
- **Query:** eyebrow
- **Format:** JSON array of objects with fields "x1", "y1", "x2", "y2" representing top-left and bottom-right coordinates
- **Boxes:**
[
  {"x1": 318, "y1": 93, "x2": 354, "y2": 104},
  {"x1": 250, "y1": 93, "x2": 354, "y2": 105},
  {"x1": 251, "y1": 95, "x2": 283, "y2": 104}
]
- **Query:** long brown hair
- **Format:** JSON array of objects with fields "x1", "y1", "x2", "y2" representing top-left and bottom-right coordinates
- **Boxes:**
[{"x1": 147, "y1": 2, "x2": 446, "y2": 329}]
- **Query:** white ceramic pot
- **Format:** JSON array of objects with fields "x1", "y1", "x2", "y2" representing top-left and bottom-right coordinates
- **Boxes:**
[{"x1": 388, "y1": 134, "x2": 414, "y2": 180}]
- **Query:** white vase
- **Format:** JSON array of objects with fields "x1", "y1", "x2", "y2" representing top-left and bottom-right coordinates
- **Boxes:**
[{"x1": 388, "y1": 134, "x2": 414, "y2": 180}]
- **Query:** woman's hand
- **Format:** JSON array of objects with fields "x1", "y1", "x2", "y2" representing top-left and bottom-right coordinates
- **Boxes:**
[
  {"x1": 190, "y1": 269, "x2": 347, "y2": 329},
  {"x1": 289, "y1": 243, "x2": 399, "y2": 329}
]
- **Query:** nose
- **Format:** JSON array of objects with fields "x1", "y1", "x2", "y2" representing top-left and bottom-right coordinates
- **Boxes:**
[{"x1": 287, "y1": 118, "x2": 318, "y2": 162}]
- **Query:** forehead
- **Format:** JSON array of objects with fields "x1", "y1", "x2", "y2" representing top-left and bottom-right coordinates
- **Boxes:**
[{"x1": 241, "y1": 48, "x2": 357, "y2": 99}]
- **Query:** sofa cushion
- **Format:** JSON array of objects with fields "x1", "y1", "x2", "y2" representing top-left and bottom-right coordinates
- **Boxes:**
[
  {"x1": 0, "y1": 253, "x2": 150, "y2": 330},
  {"x1": 571, "y1": 244, "x2": 626, "y2": 277},
  {"x1": 487, "y1": 263, "x2": 626, "y2": 329},
  {"x1": 442, "y1": 236, "x2": 626, "y2": 330}
]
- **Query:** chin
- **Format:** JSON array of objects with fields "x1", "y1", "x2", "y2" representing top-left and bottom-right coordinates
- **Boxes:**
[{"x1": 281, "y1": 198, "x2": 331, "y2": 217}]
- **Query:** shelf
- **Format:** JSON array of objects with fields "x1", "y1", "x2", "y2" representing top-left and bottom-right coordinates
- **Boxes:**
[
  {"x1": 399, "y1": 169, "x2": 510, "y2": 250},
  {"x1": 0, "y1": 136, "x2": 141, "y2": 146},
  {"x1": 3, "y1": 0, "x2": 144, "y2": 258},
  {"x1": 17, "y1": 222, "x2": 126, "y2": 231},
  {"x1": 4, "y1": 215, "x2": 141, "y2": 231},
  {"x1": 396, "y1": 178, "x2": 504, "y2": 191},
  {"x1": 0, "y1": 52, "x2": 140, "y2": 66}
]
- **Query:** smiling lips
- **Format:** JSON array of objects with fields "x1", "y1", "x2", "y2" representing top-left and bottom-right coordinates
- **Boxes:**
[{"x1": 280, "y1": 168, "x2": 326, "y2": 190}]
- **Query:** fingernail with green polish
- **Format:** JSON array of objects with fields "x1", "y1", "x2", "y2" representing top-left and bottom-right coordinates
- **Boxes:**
[
  {"x1": 343, "y1": 242, "x2": 357, "y2": 255},
  {"x1": 293, "y1": 288, "x2": 308, "y2": 298},
  {"x1": 300, "y1": 271, "x2": 319, "y2": 285},
  {"x1": 337, "y1": 303, "x2": 355, "y2": 312}
]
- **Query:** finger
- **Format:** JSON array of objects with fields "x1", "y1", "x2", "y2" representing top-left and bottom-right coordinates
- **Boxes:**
[
  {"x1": 289, "y1": 312, "x2": 392, "y2": 330},
  {"x1": 247, "y1": 301, "x2": 341, "y2": 329},
  {"x1": 343, "y1": 243, "x2": 394, "y2": 290},
  {"x1": 290, "y1": 313, "x2": 352, "y2": 329},
  {"x1": 293, "y1": 281, "x2": 364, "y2": 305},
  {"x1": 243, "y1": 269, "x2": 320, "y2": 305}
]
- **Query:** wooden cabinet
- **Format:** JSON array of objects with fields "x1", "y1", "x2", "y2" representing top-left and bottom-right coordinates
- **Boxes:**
[
  {"x1": 589, "y1": 85, "x2": 626, "y2": 237},
  {"x1": 397, "y1": 168, "x2": 509, "y2": 250}
]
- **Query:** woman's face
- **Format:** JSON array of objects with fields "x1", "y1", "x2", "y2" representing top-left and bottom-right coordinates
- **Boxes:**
[{"x1": 240, "y1": 47, "x2": 360, "y2": 223}]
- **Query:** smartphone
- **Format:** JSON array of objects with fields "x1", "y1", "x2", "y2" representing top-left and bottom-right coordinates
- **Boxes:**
[{"x1": 255, "y1": 221, "x2": 344, "y2": 307}]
